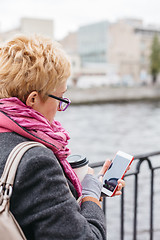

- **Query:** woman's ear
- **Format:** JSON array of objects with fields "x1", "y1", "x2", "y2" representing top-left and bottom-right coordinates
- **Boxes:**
[{"x1": 26, "y1": 91, "x2": 39, "y2": 107}]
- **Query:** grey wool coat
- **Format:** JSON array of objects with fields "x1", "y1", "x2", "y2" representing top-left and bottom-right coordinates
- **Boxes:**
[{"x1": 0, "y1": 132, "x2": 106, "y2": 240}]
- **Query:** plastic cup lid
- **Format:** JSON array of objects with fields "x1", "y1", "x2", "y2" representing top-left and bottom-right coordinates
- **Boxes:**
[{"x1": 67, "y1": 154, "x2": 89, "y2": 168}]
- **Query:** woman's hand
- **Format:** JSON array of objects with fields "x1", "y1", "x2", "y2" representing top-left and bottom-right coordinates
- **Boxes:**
[
  {"x1": 113, "y1": 179, "x2": 125, "y2": 196},
  {"x1": 97, "y1": 159, "x2": 112, "y2": 182},
  {"x1": 97, "y1": 159, "x2": 129, "y2": 197},
  {"x1": 87, "y1": 166, "x2": 94, "y2": 175}
]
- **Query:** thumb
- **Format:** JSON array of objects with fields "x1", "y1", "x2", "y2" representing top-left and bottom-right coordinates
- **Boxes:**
[{"x1": 97, "y1": 159, "x2": 112, "y2": 182}]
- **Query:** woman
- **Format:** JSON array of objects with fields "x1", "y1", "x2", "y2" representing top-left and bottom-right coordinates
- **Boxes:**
[{"x1": 0, "y1": 35, "x2": 125, "y2": 240}]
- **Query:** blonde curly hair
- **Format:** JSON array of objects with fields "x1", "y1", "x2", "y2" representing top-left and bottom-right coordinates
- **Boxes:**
[{"x1": 0, "y1": 35, "x2": 71, "y2": 102}]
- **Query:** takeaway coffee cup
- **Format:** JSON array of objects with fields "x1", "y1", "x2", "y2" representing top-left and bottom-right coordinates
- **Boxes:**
[{"x1": 67, "y1": 154, "x2": 89, "y2": 182}]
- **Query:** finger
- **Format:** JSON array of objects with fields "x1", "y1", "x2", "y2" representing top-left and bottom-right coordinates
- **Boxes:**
[
  {"x1": 87, "y1": 167, "x2": 94, "y2": 175},
  {"x1": 114, "y1": 185, "x2": 123, "y2": 196},
  {"x1": 97, "y1": 159, "x2": 112, "y2": 182},
  {"x1": 98, "y1": 159, "x2": 112, "y2": 177},
  {"x1": 117, "y1": 183, "x2": 122, "y2": 191},
  {"x1": 118, "y1": 179, "x2": 125, "y2": 188},
  {"x1": 113, "y1": 179, "x2": 126, "y2": 196},
  {"x1": 114, "y1": 191, "x2": 122, "y2": 196}
]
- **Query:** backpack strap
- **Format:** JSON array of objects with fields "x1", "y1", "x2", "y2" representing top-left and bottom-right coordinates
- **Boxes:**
[{"x1": 0, "y1": 141, "x2": 46, "y2": 201}]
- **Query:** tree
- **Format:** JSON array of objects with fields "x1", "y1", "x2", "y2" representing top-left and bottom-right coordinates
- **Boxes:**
[{"x1": 150, "y1": 34, "x2": 160, "y2": 84}]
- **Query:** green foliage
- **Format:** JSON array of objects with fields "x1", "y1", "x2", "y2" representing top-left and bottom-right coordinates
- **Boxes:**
[{"x1": 150, "y1": 35, "x2": 160, "y2": 83}]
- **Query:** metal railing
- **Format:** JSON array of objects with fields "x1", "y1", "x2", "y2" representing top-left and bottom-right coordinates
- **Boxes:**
[{"x1": 90, "y1": 151, "x2": 160, "y2": 240}]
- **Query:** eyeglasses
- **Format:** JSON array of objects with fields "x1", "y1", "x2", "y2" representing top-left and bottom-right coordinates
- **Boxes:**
[{"x1": 48, "y1": 94, "x2": 71, "y2": 111}]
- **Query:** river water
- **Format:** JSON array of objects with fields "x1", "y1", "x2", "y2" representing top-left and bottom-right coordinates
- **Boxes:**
[{"x1": 56, "y1": 101, "x2": 160, "y2": 240}]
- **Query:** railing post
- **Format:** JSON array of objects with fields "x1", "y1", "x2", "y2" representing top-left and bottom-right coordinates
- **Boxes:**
[
  {"x1": 102, "y1": 196, "x2": 106, "y2": 216},
  {"x1": 150, "y1": 170, "x2": 154, "y2": 240},
  {"x1": 121, "y1": 188, "x2": 124, "y2": 240},
  {"x1": 133, "y1": 174, "x2": 138, "y2": 240}
]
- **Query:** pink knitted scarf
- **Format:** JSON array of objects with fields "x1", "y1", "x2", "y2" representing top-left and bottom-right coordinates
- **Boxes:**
[{"x1": 0, "y1": 97, "x2": 82, "y2": 197}]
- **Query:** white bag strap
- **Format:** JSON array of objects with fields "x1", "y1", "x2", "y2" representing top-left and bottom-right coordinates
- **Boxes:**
[{"x1": 0, "y1": 141, "x2": 46, "y2": 187}]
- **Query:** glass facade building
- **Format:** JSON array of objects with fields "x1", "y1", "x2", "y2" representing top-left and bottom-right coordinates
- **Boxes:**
[{"x1": 78, "y1": 21, "x2": 109, "y2": 65}]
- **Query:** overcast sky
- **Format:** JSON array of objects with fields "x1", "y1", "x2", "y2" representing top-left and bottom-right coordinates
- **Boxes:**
[{"x1": 0, "y1": 0, "x2": 159, "y2": 40}]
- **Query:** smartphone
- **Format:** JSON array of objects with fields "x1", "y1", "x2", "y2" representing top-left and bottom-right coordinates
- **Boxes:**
[{"x1": 101, "y1": 151, "x2": 134, "y2": 197}]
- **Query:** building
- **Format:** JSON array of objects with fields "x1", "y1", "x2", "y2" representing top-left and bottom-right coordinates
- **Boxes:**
[
  {"x1": 59, "y1": 32, "x2": 78, "y2": 54},
  {"x1": 21, "y1": 18, "x2": 54, "y2": 39},
  {"x1": 76, "y1": 18, "x2": 160, "y2": 84},
  {"x1": 59, "y1": 22, "x2": 112, "y2": 87},
  {"x1": 59, "y1": 32, "x2": 81, "y2": 86},
  {"x1": 134, "y1": 23, "x2": 160, "y2": 82},
  {"x1": 78, "y1": 21, "x2": 109, "y2": 65},
  {"x1": 108, "y1": 19, "x2": 141, "y2": 82},
  {"x1": 108, "y1": 18, "x2": 160, "y2": 83},
  {"x1": 0, "y1": 17, "x2": 54, "y2": 42}
]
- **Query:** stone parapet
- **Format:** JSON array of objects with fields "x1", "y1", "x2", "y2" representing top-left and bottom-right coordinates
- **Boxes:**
[{"x1": 67, "y1": 86, "x2": 160, "y2": 104}]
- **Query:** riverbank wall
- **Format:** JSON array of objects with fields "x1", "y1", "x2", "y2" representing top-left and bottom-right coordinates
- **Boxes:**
[{"x1": 67, "y1": 86, "x2": 160, "y2": 104}]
